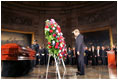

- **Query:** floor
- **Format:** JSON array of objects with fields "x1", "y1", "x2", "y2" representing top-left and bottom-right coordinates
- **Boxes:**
[{"x1": 1, "y1": 65, "x2": 117, "y2": 79}]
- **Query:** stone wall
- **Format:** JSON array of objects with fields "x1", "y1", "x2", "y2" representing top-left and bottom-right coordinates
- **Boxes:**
[{"x1": 1, "y1": 1, "x2": 117, "y2": 47}]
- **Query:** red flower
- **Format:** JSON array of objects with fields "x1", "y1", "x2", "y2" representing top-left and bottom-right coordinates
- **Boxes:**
[
  {"x1": 49, "y1": 30, "x2": 53, "y2": 33},
  {"x1": 45, "y1": 26, "x2": 48, "y2": 28},
  {"x1": 56, "y1": 42, "x2": 59, "y2": 46},
  {"x1": 53, "y1": 34, "x2": 56, "y2": 37},
  {"x1": 48, "y1": 42, "x2": 51, "y2": 45},
  {"x1": 49, "y1": 46, "x2": 52, "y2": 48},
  {"x1": 59, "y1": 56, "x2": 62, "y2": 59},
  {"x1": 56, "y1": 42, "x2": 59, "y2": 45},
  {"x1": 59, "y1": 47, "x2": 62, "y2": 50},
  {"x1": 60, "y1": 36, "x2": 63, "y2": 39},
  {"x1": 57, "y1": 37, "x2": 60, "y2": 40},
  {"x1": 51, "y1": 26, "x2": 54, "y2": 28},
  {"x1": 55, "y1": 46, "x2": 58, "y2": 49},
  {"x1": 51, "y1": 23, "x2": 53, "y2": 26},
  {"x1": 57, "y1": 26, "x2": 61, "y2": 32},
  {"x1": 61, "y1": 52, "x2": 64, "y2": 55}
]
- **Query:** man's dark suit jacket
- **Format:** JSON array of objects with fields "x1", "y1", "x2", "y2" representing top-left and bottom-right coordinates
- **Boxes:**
[{"x1": 75, "y1": 34, "x2": 85, "y2": 57}]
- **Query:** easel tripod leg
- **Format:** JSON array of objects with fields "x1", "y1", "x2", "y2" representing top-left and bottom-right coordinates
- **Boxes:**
[
  {"x1": 46, "y1": 55, "x2": 51, "y2": 79},
  {"x1": 54, "y1": 57, "x2": 61, "y2": 79}
]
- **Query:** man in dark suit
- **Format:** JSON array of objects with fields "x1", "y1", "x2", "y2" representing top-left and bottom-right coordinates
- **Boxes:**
[
  {"x1": 101, "y1": 46, "x2": 107, "y2": 65},
  {"x1": 68, "y1": 47, "x2": 73, "y2": 65},
  {"x1": 91, "y1": 46, "x2": 97, "y2": 66},
  {"x1": 84, "y1": 47, "x2": 89, "y2": 65},
  {"x1": 72, "y1": 29, "x2": 85, "y2": 75},
  {"x1": 96, "y1": 46, "x2": 102, "y2": 65},
  {"x1": 88, "y1": 48, "x2": 92, "y2": 65},
  {"x1": 105, "y1": 46, "x2": 110, "y2": 65},
  {"x1": 44, "y1": 48, "x2": 49, "y2": 65},
  {"x1": 39, "y1": 46, "x2": 45, "y2": 65}
]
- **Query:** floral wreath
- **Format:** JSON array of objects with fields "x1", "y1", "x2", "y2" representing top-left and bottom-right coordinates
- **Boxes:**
[{"x1": 44, "y1": 19, "x2": 67, "y2": 59}]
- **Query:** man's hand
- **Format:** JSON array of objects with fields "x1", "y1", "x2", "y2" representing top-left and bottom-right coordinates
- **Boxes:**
[{"x1": 77, "y1": 51, "x2": 80, "y2": 55}]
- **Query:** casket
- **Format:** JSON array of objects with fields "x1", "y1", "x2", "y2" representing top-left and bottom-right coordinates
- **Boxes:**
[{"x1": 1, "y1": 43, "x2": 36, "y2": 77}]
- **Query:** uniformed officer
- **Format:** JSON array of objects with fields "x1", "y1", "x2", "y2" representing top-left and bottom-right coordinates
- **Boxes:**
[{"x1": 31, "y1": 40, "x2": 39, "y2": 66}]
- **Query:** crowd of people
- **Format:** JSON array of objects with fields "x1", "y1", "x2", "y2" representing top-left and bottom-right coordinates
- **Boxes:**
[
  {"x1": 31, "y1": 40, "x2": 117, "y2": 67},
  {"x1": 66, "y1": 45, "x2": 117, "y2": 66}
]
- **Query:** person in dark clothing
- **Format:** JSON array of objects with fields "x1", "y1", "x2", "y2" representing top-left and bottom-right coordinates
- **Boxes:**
[
  {"x1": 72, "y1": 29, "x2": 85, "y2": 75},
  {"x1": 105, "y1": 46, "x2": 110, "y2": 65},
  {"x1": 96, "y1": 46, "x2": 102, "y2": 65},
  {"x1": 50, "y1": 56, "x2": 54, "y2": 65},
  {"x1": 68, "y1": 47, "x2": 73, "y2": 65},
  {"x1": 101, "y1": 46, "x2": 107, "y2": 65},
  {"x1": 72, "y1": 47, "x2": 76, "y2": 65},
  {"x1": 44, "y1": 48, "x2": 49, "y2": 65},
  {"x1": 113, "y1": 45, "x2": 117, "y2": 54},
  {"x1": 39, "y1": 46, "x2": 45, "y2": 65},
  {"x1": 88, "y1": 48, "x2": 92, "y2": 65},
  {"x1": 113, "y1": 45, "x2": 117, "y2": 65},
  {"x1": 84, "y1": 47, "x2": 89, "y2": 65},
  {"x1": 91, "y1": 46, "x2": 97, "y2": 66},
  {"x1": 31, "y1": 40, "x2": 39, "y2": 66}
]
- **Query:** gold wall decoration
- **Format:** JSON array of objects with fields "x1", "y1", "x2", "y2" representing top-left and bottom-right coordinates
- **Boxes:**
[
  {"x1": 1, "y1": 29, "x2": 34, "y2": 44},
  {"x1": 80, "y1": 27, "x2": 113, "y2": 48}
]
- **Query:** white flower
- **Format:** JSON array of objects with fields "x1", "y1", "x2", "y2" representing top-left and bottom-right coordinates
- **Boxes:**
[
  {"x1": 52, "y1": 27, "x2": 55, "y2": 30},
  {"x1": 61, "y1": 33, "x2": 63, "y2": 36},
  {"x1": 58, "y1": 33, "x2": 60, "y2": 35},
  {"x1": 60, "y1": 44, "x2": 63, "y2": 47},
  {"x1": 46, "y1": 19, "x2": 50, "y2": 22},
  {"x1": 62, "y1": 49, "x2": 64, "y2": 51},
  {"x1": 58, "y1": 25, "x2": 60, "y2": 28},
  {"x1": 45, "y1": 28, "x2": 49, "y2": 31},
  {"x1": 54, "y1": 24, "x2": 56, "y2": 26},
  {"x1": 59, "y1": 50, "x2": 61, "y2": 53},
  {"x1": 52, "y1": 41, "x2": 55, "y2": 44},
  {"x1": 56, "y1": 30, "x2": 59, "y2": 33},
  {"x1": 45, "y1": 28, "x2": 50, "y2": 31}
]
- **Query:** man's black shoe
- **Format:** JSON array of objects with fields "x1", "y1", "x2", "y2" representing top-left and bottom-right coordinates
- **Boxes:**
[
  {"x1": 76, "y1": 72, "x2": 80, "y2": 74},
  {"x1": 76, "y1": 72, "x2": 84, "y2": 75}
]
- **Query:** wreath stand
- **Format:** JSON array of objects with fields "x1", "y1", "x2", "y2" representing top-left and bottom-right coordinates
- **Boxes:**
[{"x1": 46, "y1": 54, "x2": 66, "y2": 79}]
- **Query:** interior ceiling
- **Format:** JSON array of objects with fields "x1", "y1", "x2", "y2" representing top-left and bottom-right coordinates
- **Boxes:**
[
  {"x1": 2, "y1": 1, "x2": 91, "y2": 7},
  {"x1": 2, "y1": 1, "x2": 115, "y2": 10}
]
